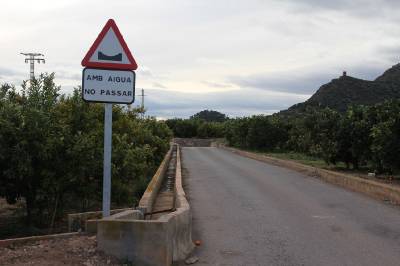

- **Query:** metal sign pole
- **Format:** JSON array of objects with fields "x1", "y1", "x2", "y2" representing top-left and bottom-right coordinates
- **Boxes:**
[
  {"x1": 81, "y1": 19, "x2": 137, "y2": 219},
  {"x1": 103, "y1": 103, "x2": 112, "y2": 217}
]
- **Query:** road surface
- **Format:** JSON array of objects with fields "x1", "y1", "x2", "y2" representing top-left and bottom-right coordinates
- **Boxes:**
[{"x1": 182, "y1": 147, "x2": 400, "y2": 266}]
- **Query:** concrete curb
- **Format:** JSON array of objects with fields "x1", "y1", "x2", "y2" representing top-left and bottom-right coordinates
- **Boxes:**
[
  {"x1": 158, "y1": 144, "x2": 195, "y2": 261},
  {"x1": 0, "y1": 232, "x2": 81, "y2": 248},
  {"x1": 138, "y1": 147, "x2": 172, "y2": 215},
  {"x1": 67, "y1": 208, "x2": 133, "y2": 232},
  {"x1": 220, "y1": 146, "x2": 400, "y2": 205}
]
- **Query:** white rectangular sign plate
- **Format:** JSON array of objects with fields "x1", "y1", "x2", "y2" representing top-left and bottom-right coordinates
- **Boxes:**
[{"x1": 82, "y1": 68, "x2": 135, "y2": 104}]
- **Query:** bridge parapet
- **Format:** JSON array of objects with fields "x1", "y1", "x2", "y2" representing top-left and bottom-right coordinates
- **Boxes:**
[{"x1": 97, "y1": 144, "x2": 194, "y2": 265}]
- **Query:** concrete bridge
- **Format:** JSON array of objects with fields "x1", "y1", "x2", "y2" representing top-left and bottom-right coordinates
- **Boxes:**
[
  {"x1": 93, "y1": 139, "x2": 400, "y2": 266},
  {"x1": 182, "y1": 146, "x2": 400, "y2": 266}
]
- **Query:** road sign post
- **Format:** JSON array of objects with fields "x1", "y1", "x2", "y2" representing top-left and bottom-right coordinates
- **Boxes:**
[
  {"x1": 103, "y1": 103, "x2": 112, "y2": 217},
  {"x1": 81, "y1": 19, "x2": 138, "y2": 218}
]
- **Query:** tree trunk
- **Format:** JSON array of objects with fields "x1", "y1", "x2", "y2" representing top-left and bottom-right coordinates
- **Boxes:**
[
  {"x1": 25, "y1": 194, "x2": 35, "y2": 226},
  {"x1": 49, "y1": 192, "x2": 60, "y2": 233},
  {"x1": 353, "y1": 159, "x2": 359, "y2": 170}
]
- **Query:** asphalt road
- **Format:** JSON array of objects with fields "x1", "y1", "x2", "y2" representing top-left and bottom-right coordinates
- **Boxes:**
[{"x1": 181, "y1": 147, "x2": 400, "y2": 266}]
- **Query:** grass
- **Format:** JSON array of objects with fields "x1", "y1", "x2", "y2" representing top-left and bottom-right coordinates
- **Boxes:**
[
  {"x1": 263, "y1": 152, "x2": 331, "y2": 169},
  {"x1": 257, "y1": 151, "x2": 349, "y2": 170},
  {"x1": 243, "y1": 149, "x2": 399, "y2": 183},
  {"x1": 238, "y1": 148, "x2": 363, "y2": 171}
]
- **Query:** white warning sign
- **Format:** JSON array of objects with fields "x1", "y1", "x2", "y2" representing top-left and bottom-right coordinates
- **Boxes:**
[{"x1": 82, "y1": 68, "x2": 135, "y2": 104}]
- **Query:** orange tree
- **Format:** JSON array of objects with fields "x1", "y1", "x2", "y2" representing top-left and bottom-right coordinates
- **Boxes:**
[{"x1": 0, "y1": 74, "x2": 172, "y2": 228}]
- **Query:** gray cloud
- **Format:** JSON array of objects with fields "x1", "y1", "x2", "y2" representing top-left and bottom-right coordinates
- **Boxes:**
[
  {"x1": 202, "y1": 81, "x2": 233, "y2": 89},
  {"x1": 345, "y1": 64, "x2": 389, "y2": 80},
  {"x1": 228, "y1": 72, "x2": 331, "y2": 95},
  {"x1": 0, "y1": 67, "x2": 24, "y2": 77},
  {"x1": 152, "y1": 82, "x2": 167, "y2": 89},
  {"x1": 228, "y1": 63, "x2": 387, "y2": 95},
  {"x1": 0, "y1": 67, "x2": 26, "y2": 85},
  {"x1": 59, "y1": 85, "x2": 76, "y2": 95},
  {"x1": 287, "y1": 0, "x2": 357, "y2": 11},
  {"x1": 2, "y1": 1, "x2": 400, "y2": 119},
  {"x1": 137, "y1": 67, "x2": 153, "y2": 78},
  {"x1": 142, "y1": 88, "x2": 308, "y2": 119},
  {"x1": 56, "y1": 71, "x2": 81, "y2": 81},
  {"x1": 376, "y1": 45, "x2": 400, "y2": 62},
  {"x1": 283, "y1": 0, "x2": 400, "y2": 15}
]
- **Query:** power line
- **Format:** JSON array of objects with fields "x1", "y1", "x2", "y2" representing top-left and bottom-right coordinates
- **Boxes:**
[{"x1": 20, "y1": 52, "x2": 45, "y2": 81}]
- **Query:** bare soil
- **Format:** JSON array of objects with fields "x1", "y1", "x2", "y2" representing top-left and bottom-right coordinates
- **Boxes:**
[{"x1": 0, "y1": 235, "x2": 125, "y2": 266}]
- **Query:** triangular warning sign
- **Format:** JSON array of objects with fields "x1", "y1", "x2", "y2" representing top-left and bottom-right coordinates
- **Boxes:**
[{"x1": 81, "y1": 19, "x2": 138, "y2": 70}]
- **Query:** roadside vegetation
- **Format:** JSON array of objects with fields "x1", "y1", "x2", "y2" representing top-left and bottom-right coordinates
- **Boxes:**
[
  {"x1": 165, "y1": 110, "x2": 226, "y2": 138},
  {"x1": 0, "y1": 73, "x2": 172, "y2": 238},
  {"x1": 167, "y1": 103, "x2": 400, "y2": 177},
  {"x1": 224, "y1": 103, "x2": 400, "y2": 176}
]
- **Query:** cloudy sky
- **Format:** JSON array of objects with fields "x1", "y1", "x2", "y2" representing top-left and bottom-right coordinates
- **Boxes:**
[{"x1": 1, "y1": 0, "x2": 400, "y2": 118}]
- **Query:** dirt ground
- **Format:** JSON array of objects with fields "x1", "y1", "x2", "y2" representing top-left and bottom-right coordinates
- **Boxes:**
[
  {"x1": 0, "y1": 198, "x2": 70, "y2": 240},
  {"x1": 0, "y1": 235, "x2": 126, "y2": 266}
]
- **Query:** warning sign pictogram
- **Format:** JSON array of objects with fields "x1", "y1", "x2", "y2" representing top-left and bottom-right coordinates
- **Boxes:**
[{"x1": 81, "y1": 19, "x2": 138, "y2": 70}]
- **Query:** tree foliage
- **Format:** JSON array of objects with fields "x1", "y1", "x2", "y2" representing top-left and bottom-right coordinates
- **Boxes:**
[
  {"x1": 190, "y1": 110, "x2": 227, "y2": 122},
  {"x1": 0, "y1": 74, "x2": 172, "y2": 227},
  {"x1": 165, "y1": 117, "x2": 224, "y2": 139},
  {"x1": 224, "y1": 101, "x2": 400, "y2": 174}
]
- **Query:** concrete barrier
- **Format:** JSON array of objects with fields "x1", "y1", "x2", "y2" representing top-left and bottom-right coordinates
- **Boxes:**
[
  {"x1": 221, "y1": 146, "x2": 400, "y2": 205},
  {"x1": 67, "y1": 208, "x2": 132, "y2": 232},
  {"x1": 97, "y1": 145, "x2": 194, "y2": 265},
  {"x1": 174, "y1": 137, "x2": 224, "y2": 147},
  {"x1": 137, "y1": 147, "x2": 172, "y2": 215},
  {"x1": 68, "y1": 145, "x2": 174, "y2": 234}
]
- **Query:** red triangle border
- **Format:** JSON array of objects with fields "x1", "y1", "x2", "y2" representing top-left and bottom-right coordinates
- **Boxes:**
[{"x1": 81, "y1": 19, "x2": 138, "y2": 70}]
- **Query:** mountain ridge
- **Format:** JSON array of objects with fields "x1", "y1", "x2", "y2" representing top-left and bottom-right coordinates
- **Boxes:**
[{"x1": 283, "y1": 63, "x2": 400, "y2": 113}]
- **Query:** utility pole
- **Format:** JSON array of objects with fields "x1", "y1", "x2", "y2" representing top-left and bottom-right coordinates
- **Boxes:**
[
  {"x1": 20, "y1": 53, "x2": 45, "y2": 81},
  {"x1": 136, "y1": 88, "x2": 146, "y2": 118},
  {"x1": 141, "y1": 88, "x2": 145, "y2": 110}
]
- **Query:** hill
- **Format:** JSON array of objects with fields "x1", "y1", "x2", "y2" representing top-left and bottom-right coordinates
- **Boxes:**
[
  {"x1": 284, "y1": 63, "x2": 400, "y2": 113},
  {"x1": 375, "y1": 63, "x2": 400, "y2": 83},
  {"x1": 190, "y1": 110, "x2": 228, "y2": 122}
]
